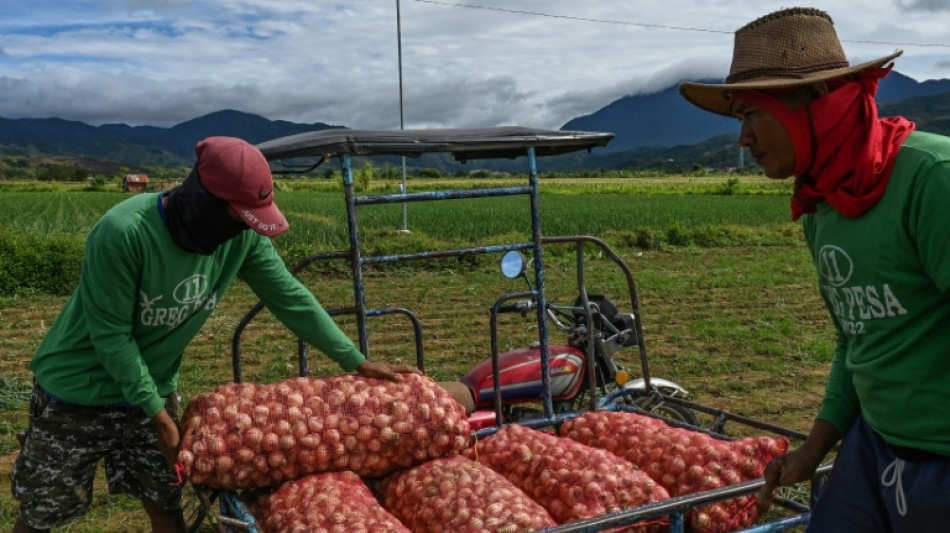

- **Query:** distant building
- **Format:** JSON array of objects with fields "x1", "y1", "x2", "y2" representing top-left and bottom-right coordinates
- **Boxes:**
[{"x1": 123, "y1": 174, "x2": 149, "y2": 193}]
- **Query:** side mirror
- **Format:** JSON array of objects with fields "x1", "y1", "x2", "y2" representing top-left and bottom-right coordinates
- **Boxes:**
[{"x1": 500, "y1": 251, "x2": 526, "y2": 279}]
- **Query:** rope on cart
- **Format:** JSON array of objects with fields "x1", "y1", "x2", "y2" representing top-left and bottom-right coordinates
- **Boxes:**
[
  {"x1": 468, "y1": 431, "x2": 480, "y2": 466},
  {"x1": 169, "y1": 462, "x2": 185, "y2": 487}
]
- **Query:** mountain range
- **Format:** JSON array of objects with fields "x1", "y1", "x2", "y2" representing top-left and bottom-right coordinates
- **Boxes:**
[
  {"x1": 0, "y1": 112, "x2": 344, "y2": 168},
  {"x1": 563, "y1": 71, "x2": 950, "y2": 153},
  {"x1": 2, "y1": 70, "x2": 949, "y2": 173}
]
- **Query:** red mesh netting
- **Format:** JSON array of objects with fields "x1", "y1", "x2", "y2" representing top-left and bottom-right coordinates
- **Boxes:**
[
  {"x1": 462, "y1": 424, "x2": 669, "y2": 532},
  {"x1": 177, "y1": 374, "x2": 471, "y2": 489},
  {"x1": 560, "y1": 411, "x2": 789, "y2": 533},
  {"x1": 244, "y1": 470, "x2": 410, "y2": 533},
  {"x1": 376, "y1": 455, "x2": 557, "y2": 532}
]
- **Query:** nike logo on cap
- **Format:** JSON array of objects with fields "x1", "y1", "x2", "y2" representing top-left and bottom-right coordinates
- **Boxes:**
[{"x1": 258, "y1": 186, "x2": 273, "y2": 200}]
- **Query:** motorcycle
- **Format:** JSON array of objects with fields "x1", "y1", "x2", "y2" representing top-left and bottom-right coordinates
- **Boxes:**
[{"x1": 461, "y1": 251, "x2": 698, "y2": 430}]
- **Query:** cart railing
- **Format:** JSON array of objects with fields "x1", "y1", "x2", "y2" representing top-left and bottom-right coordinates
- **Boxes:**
[{"x1": 536, "y1": 462, "x2": 833, "y2": 533}]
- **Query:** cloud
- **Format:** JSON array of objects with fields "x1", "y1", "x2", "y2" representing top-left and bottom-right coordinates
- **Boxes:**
[
  {"x1": 1, "y1": 1, "x2": 948, "y2": 130},
  {"x1": 896, "y1": 0, "x2": 950, "y2": 11}
]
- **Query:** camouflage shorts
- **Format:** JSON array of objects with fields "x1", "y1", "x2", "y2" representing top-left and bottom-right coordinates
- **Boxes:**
[{"x1": 11, "y1": 383, "x2": 183, "y2": 530}]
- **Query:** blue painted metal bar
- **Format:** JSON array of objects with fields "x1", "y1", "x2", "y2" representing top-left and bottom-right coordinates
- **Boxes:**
[
  {"x1": 218, "y1": 491, "x2": 259, "y2": 533},
  {"x1": 362, "y1": 242, "x2": 535, "y2": 265},
  {"x1": 293, "y1": 306, "x2": 426, "y2": 375},
  {"x1": 230, "y1": 249, "x2": 350, "y2": 383},
  {"x1": 732, "y1": 513, "x2": 810, "y2": 532},
  {"x1": 526, "y1": 146, "x2": 554, "y2": 418},
  {"x1": 669, "y1": 512, "x2": 686, "y2": 533},
  {"x1": 296, "y1": 338, "x2": 309, "y2": 378},
  {"x1": 472, "y1": 412, "x2": 586, "y2": 439},
  {"x1": 342, "y1": 154, "x2": 371, "y2": 356},
  {"x1": 362, "y1": 306, "x2": 426, "y2": 373},
  {"x1": 355, "y1": 186, "x2": 532, "y2": 205}
]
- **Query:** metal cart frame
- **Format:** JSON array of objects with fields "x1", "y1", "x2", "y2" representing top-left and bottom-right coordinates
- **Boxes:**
[{"x1": 186, "y1": 127, "x2": 829, "y2": 533}]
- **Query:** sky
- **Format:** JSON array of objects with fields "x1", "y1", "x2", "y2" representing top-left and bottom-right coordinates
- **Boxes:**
[{"x1": 2, "y1": 0, "x2": 949, "y2": 131}]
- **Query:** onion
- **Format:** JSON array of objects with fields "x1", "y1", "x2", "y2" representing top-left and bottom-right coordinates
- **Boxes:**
[
  {"x1": 234, "y1": 447, "x2": 255, "y2": 464},
  {"x1": 559, "y1": 410, "x2": 790, "y2": 533},
  {"x1": 178, "y1": 374, "x2": 472, "y2": 490},
  {"x1": 463, "y1": 424, "x2": 669, "y2": 529},
  {"x1": 377, "y1": 456, "x2": 556, "y2": 533}
]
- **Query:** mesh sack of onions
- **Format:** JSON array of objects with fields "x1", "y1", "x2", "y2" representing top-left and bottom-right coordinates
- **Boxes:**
[
  {"x1": 560, "y1": 411, "x2": 789, "y2": 533},
  {"x1": 376, "y1": 455, "x2": 556, "y2": 532},
  {"x1": 244, "y1": 470, "x2": 411, "y2": 533},
  {"x1": 177, "y1": 374, "x2": 472, "y2": 489},
  {"x1": 462, "y1": 424, "x2": 670, "y2": 531}
]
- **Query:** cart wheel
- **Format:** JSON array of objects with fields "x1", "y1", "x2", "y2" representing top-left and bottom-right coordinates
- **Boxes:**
[{"x1": 640, "y1": 400, "x2": 699, "y2": 426}]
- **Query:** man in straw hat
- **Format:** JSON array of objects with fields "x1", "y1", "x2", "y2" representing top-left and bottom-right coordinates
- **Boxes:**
[
  {"x1": 11, "y1": 136, "x2": 420, "y2": 533},
  {"x1": 681, "y1": 7, "x2": 950, "y2": 531}
]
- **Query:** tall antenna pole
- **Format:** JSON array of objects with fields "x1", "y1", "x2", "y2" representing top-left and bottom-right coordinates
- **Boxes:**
[{"x1": 397, "y1": 0, "x2": 410, "y2": 233}]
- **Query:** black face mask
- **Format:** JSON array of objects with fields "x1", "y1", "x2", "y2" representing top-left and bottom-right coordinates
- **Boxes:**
[{"x1": 164, "y1": 167, "x2": 248, "y2": 254}]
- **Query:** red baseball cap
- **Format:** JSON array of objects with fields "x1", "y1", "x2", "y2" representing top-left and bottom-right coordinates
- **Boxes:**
[{"x1": 196, "y1": 136, "x2": 289, "y2": 236}]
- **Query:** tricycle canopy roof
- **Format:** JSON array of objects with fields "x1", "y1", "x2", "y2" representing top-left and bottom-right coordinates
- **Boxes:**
[{"x1": 255, "y1": 126, "x2": 614, "y2": 162}]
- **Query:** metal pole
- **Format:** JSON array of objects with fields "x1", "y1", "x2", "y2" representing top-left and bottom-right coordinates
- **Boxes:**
[
  {"x1": 343, "y1": 154, "x2": 370, "y2": 355},
  {"x1": 396, "y1": 0, "x2": 410, "y2": 233},
  {"x1": 526, "y1": 147, "x2": 553, "y2": 418}
]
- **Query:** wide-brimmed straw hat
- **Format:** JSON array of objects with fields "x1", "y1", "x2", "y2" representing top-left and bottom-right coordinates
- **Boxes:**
[{"x1": 679, "y1": 7, "x2": 902, "y2": 117}]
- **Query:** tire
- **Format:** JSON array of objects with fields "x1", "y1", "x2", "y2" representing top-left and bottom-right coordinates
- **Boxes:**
[
  {"x1": 638, "y1": 400, "x2": 700, "y2": 426},
  {"x1": 553, "y1": 383, "x2": 600, "y2": 414}
]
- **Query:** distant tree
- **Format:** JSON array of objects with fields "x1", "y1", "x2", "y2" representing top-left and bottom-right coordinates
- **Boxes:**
[
  {"x1": 380, "y1": 164, "x2": 400, "y2": 181},
  {"x1": 355, "y1": 160, "x2": 374, "y2": 191},
  {"x1": 418, "y1": 168, "x2": 441, "y2": 179},
  {"x1": 37, "y1": 165, "x2": 88, "y2": 182},
  {"x1": 690, "y1": 163, "x2": 708, "y2": 176},
  {"x1": 111, "y1": 166, "x2": 131, "y2": 182},
  {"x1": 150, "y1": 167, "x2": 175, "y2": 181}
]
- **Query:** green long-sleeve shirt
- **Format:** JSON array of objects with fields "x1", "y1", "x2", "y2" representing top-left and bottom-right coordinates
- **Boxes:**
[
  {"x1": 803, "y1": 131, "x2": 950, "y2": 455},
  {"x1": 30, "y1": 192, "x2": 364, "y2": 417}
]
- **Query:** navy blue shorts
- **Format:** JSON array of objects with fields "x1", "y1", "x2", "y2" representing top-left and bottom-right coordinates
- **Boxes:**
[{"x1": 807, "y1": 415, "x2": 950, "y2": 532}]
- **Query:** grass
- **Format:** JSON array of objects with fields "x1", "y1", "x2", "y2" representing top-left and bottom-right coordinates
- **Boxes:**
[
  {"x1": 0, "y1": 189, "x2": 795, "y2": 245},
  {"x1": 0, "y1": 177, "x2": 830, "y2": 531}
]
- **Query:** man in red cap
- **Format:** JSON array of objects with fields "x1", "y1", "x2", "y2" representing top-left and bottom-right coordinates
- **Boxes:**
[
  {"x1": 11, "y1": 137, "x2": 419, "y2": 532},
  {"x1": 681, "y1": 7, "x2": 950, "y2": 531}
]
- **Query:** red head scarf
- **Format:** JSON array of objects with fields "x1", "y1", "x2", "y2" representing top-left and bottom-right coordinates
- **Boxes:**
[{"x1": 734, "y1": 67, "x2": 915, "y2": 221}]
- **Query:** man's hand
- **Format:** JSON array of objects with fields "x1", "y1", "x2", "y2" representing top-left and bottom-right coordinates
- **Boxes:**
[
  {"x1": 757, "y1": 419, "x2": 840, "y2": 512},
  {"x1": 152, "y1": 408, "x2": 181, "y2": 468},
  {"x1": 355, "y1": 360, "x2": 422, "y2": 382}
]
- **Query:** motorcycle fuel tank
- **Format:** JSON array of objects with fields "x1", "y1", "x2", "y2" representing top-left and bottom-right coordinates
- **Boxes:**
[{"x1": 461, "y1": 345, "x2": 585, "y2": 406}]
